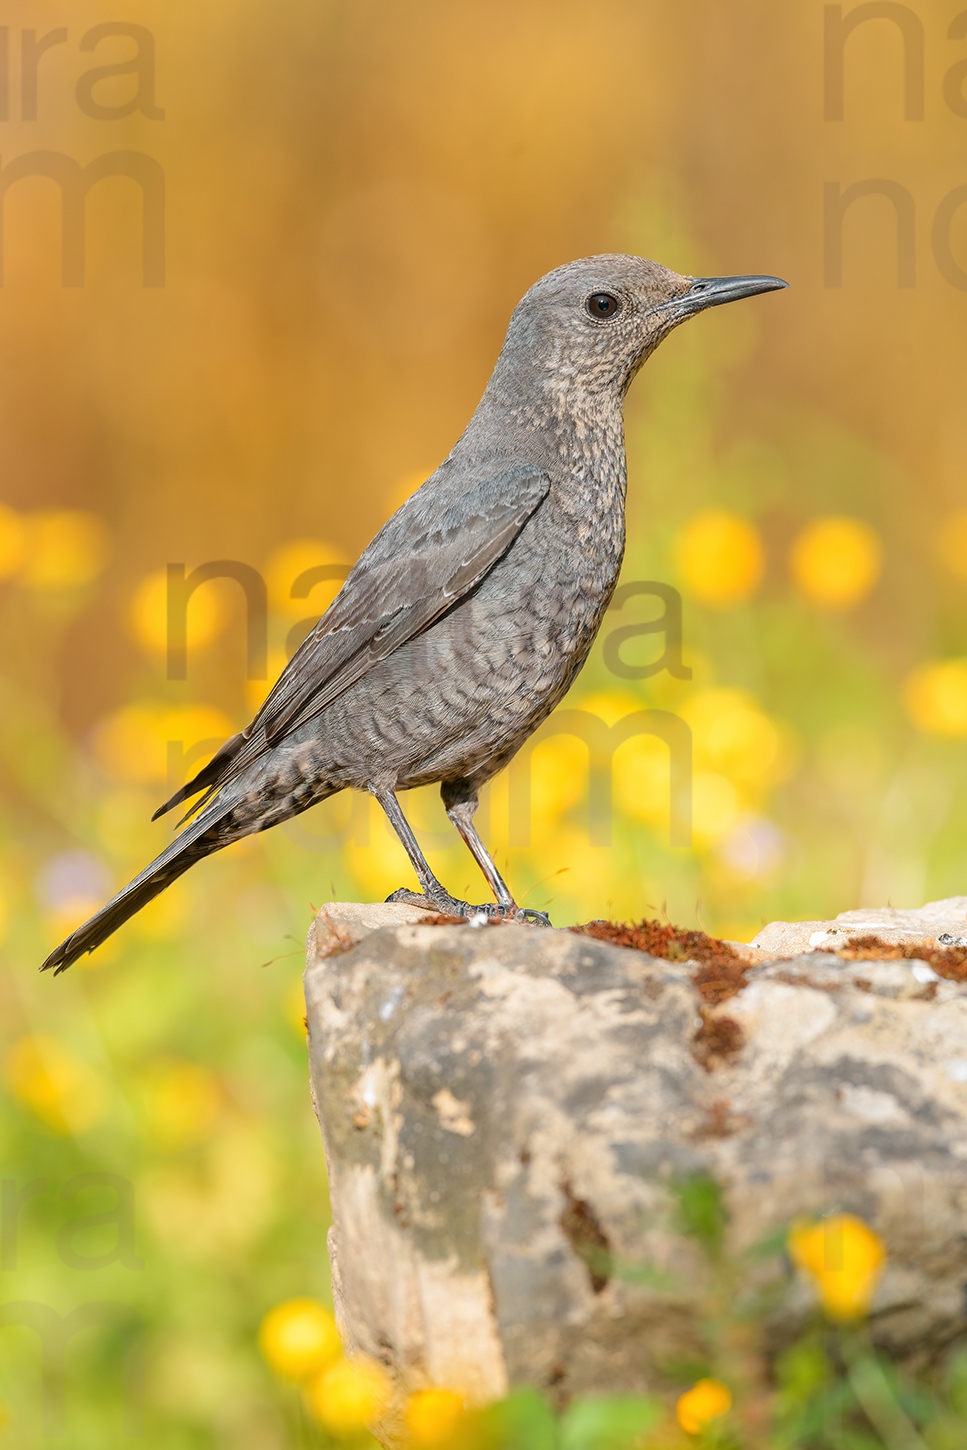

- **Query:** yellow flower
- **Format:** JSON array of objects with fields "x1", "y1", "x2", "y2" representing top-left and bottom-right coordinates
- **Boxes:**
[
  {"x1": 675, "y1": 511, "x2": 763, "y2": 606},
  {"x1": 20, "y1": 510, "x2": 110, "y2": 589},
  {"x1": 788, "y1": 1215, "x2": 885, "y2": 1320},
  {"x1": 904, "y1": 660, "x2": 967, "y2": 737},
  {"x1": 307, "y1": 1355, "x2": 390, "y2": 1433},
  {"x1": 258, "y1": 1299, "x2": 342, "y2": 1381},
  {"x1": 676, "y1": 1378, "x2": 732, "y2": 1435},
  {"x1": 789, "y1": 516, "x2": 881, "y2": 608},
  {"x1": 404, "y1": 1387, "x2": 466, "y2": 1446},
  {"x1": 129, "y1": 568, "x2": 226, "y2": 656},
  {"x1": 5, "y1": 1035, "x2": 107, "y2": 1134}
]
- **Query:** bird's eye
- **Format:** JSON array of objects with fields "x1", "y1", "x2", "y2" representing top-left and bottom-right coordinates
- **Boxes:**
[{"x1": 586, "y1": 292, "x2": 622, "y2": 320}]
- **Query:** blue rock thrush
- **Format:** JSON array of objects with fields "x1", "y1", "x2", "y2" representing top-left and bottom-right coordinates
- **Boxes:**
[{"x1": 41, "y1": 254, "x2": 787, "y2": 972}]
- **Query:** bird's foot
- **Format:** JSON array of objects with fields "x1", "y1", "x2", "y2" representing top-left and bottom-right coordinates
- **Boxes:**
[
  {"x1": 517, "y1": 907, "x2": 553, "y2": 926},
  {"x1": 385, "y1": 887, "x2": 552, "y2": 927}
]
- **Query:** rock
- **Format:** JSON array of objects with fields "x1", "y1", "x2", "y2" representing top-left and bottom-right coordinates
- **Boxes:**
[
  {"x1": 749, "y1": 895, "x2": 967, "y2": 958},
  {"x1": 310, "y1": 899, "x2": 439, "y2": 955},
  {"x1": 304, "y1": 903, "x2": 967, "y2": 1423}
]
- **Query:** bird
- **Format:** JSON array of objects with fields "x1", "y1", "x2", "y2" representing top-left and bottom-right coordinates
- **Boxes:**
[{"x1": 41, "y1": 254, "x2": 787, "y2": 974}]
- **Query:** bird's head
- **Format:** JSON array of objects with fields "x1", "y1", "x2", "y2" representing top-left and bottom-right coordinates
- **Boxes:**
[{"x1": 495, "y1": 254, "x2": 788, "y2": 413}]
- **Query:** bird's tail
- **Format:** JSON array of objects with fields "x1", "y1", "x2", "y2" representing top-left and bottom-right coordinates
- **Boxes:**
[{"x1": 40, "y1": 797, "x2": 238, "y2": 976}]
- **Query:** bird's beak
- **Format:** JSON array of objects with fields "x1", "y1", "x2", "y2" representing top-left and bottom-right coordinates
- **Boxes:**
[{"x1": 671, "y1": 273, "x2": 790, "y2": 317}]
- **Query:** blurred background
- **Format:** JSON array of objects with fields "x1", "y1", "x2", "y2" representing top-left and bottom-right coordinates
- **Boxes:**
[{"x1": 2, "y1": 0, "x2": 966, "y2": 1442}]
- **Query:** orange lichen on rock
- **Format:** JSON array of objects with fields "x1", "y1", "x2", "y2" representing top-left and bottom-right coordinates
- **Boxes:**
[
  {"x1": 573, "y1": 917, "x2": 752, "y2": 1004},
  {"x1": 692, "y1": 1007, "x2": 745, "y2": 1071},
  {"x1": 838, "y1": 934, "x2": 967, "y2": 982}
]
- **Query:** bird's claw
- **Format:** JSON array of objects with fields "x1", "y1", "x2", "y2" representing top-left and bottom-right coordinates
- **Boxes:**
[
  {"x1": 517, "y1": 908, "x2": 552, "y2": 927},
  {"x1": 385, "y1": 887, "x2": 551, "y2": 927}
]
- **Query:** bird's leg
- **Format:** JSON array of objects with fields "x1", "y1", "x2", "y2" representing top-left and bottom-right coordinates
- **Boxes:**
[
  {"x1": 444, "y1": 798, "x2": 515, "y2": 907},
  {"x1": 369, "y1": 783, "x2": 457, "y2": 910},
  {"x1": 369, "y1": 783, "x2": 550, "y2": 925},
  {"x1": 442, "y1": 783, "x2": 552, "y2": 927},
  {"x1": 370, "y1": 783, "x2": 482, "y2": 916}
]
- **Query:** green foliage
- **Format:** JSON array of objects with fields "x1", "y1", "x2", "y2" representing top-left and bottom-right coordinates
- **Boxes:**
[
  {"x1": 468, "y1": 1389, "x2": 559, "y2": 1450},
  {"x1": 940, "y1": 1348, "x2": 967, "y2": 1419},
  {"x1": 558, "y1": 1395, "x2": 663, "y2": 1450},
  {"x1": 674, "y1": 1174, "x2": 728, "y2": 1261}
]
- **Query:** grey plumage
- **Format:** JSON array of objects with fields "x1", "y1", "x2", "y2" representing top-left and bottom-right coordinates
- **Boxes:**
[{"x1": 41, "y1": 254, "x2": 787, "y2": 974}]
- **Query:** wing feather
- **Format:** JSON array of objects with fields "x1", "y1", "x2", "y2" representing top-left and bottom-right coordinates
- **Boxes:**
[{"x1": 153, "y1": 462, "x2": 549, "y2": 818}]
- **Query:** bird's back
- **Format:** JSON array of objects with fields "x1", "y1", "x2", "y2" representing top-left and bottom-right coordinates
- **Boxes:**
[{"x1": 289, "y1": 388, "x2": 630, "y2": 794}]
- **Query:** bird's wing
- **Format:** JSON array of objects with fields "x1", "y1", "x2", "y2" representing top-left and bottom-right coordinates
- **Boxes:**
[
  {"x1": 259, "y1": 462, "x2": 549, "y2": 741},
  {"x1": 154, "y1": 462, "x2": 549, "y2": 819}
]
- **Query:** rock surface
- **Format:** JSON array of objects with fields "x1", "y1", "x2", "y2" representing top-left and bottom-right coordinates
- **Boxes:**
[
  {"x1": 305, "y1": 899, "x2": 967, "y2": 1418},
  {"x1": 748, "y1": 895, "x2": 967, "y2": 959}
]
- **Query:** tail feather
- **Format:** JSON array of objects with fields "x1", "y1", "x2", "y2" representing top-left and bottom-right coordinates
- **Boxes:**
[
  {"x1": 40, "y1": 799, "x2": 236, "y2": 975},
  {"x1": 151, "y1": 731, "x2": 246, "y2": 821}
]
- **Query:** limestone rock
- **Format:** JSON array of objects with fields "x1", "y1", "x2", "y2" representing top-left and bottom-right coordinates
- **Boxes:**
[
  {"x1": 749, "y1": 895, "x2": 967, "y2": 958},
  {"x1": 304, "y1": 903, "x2": 967, "y2": 1417}
]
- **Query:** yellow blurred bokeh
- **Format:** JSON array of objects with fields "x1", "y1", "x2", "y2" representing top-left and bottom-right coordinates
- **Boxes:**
[
  {"x1": 141, "y1": 1059, "x2": 223, "y2": 1150},
  {"x1": 92, "y1": 703, "x2": 235, "y2": 785},
  {"x1": 130, "y1": 569, "x2": 226, "y2": 656},
  {"x1": 615, "y1": 733, "x2": 674, "y2": 831},
  {"x1": 675, "y1": 511, "x2": 763, "y2": 606},
  {"x1": 128, "y1": 888, "x2": 189, "y2": 942},
  {"x1": 683, "y1": 688, "x2": 790, "y2": 789},
  {"x1": 19, "y1": 510, "x2": 110, "y2": 590},
  {"x1": 306, "y1": 1355, "x2": 390, "y2": 1432},
  {"x1": 937, "y1": 509, "x2": 967, "y2": 581},
  {"x1": 691, "y1": 770, "x2": 742, "y2": 845},
  {"x1": 5, "y1": 1034, "x2": 108, "y2": 1134},
  {"x1": 404, "y1": 1387, "x2": 466, "y2": 1446},
  {"x1": 676, "y1": 1377, "x2": 733, "y2": 1435},
  {"x1": 788, "y1": 1214, "x2": 886, "y2": 1321},
  {"x1": 258, "y1": 1298, "x2": 342, "y2": 1381},
  {"x1": 561, "y1": 689, "x2": 668, "y2": 829},
  {"x1": 45, "y1": 896, "x2": 111, "y2": 947},
  {"x1": 789, "y1": 517, "x2": 881, "y2": 608},
  {"x1": 0, "y1": 503, "x2": 26, "y2": 578},
  {"x1": 245, "y1": 648, "x2": 290, "y2": 715},
  {"x1": 264, "y1": 539, "x2": 346, "y2": 616},
  {"x1": 345, "y1": 812, "x2": 420, "y2": 899},
  {"x1": 141, "y1": 1120, "x2": 279, "y2": 1259},
  {"x1": 524, "y1": 732, "x2": 594, "y2": 827},
  {"x1": 904, "y1": 659, "x2": 967, "y2": 737},
  {"x1": 577, "y1": 690, "x2": 644, "y2": 727},
  {"x1": 284, "y1": 975, "x2": 308, "y2": 1037}
]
